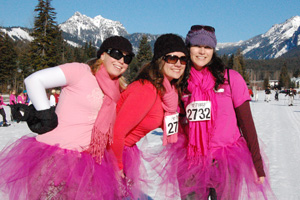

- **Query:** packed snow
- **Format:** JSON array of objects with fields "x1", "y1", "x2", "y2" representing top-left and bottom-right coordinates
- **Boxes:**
[{"x1": 0, "y1": 90, "x2": 299, "y2": 199}]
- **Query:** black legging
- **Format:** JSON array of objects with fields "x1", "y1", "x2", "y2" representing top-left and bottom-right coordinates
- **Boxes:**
[
  {"x1": 208, "y1": 188, "x2": 217, "y2": 200},
  {"x1": 0, "y1": 108, "x2": 7, "y2": 123}
]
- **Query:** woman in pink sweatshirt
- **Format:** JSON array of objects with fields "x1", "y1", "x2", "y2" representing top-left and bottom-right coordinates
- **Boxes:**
[{"x1": 0, "y1": 36, "x2": 134, "y2": 200}]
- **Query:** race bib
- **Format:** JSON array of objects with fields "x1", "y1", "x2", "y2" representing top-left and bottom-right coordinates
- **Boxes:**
[
  {"x1": 165, "y1": 113, "x2": 179, "y2": 136},
  {"x1": 186, "y1": 101, "x2": 211, "y2": 121}
]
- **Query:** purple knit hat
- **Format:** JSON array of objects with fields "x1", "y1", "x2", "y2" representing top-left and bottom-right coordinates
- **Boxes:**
[{"x1": 185, "y1": 25, "x2": 217, "y2": 49}]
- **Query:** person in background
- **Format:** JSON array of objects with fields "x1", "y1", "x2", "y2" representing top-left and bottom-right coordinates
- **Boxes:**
[
  {"x1": 0, "y1": 91, "x2": 10, "y2": 127},
  {"x1": 165, "y1": 25, "x2": 276, "y2": 199},
  {"x1": 248, "y1": 86, "x2": 254, "y2": 99},
  {"x1": 9, "y1": 89, "x2": 17, "y2": 121},
  {"x1": 49, "y1": 89, "x2": 56, "y2": 107},
  {"x1": 111, "y1": 33, "x2": 189, "y2": 199},
  {"x1": 17, "y1": 89, "x2": 26, "y2": 104},
  {"x1": 54, "y1": 89, "x2": 60, "y2": 104},
  {"x1": 274, "y1": 88, "x2": 279, "y2": 101},
  {"x1": 264, "y1": 86, "x2": 271, "y2": 102},
  {"x1": 253, "y1": 86, "x2": 259, "y2": 101},
  {"x1": 0, "y1": 36, "x2": 134, "y2": 200},
  {"x1": 286, "y1": 87, "x2": 295, "y2": 106}
]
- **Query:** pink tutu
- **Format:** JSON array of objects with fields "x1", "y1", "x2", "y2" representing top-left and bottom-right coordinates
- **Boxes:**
[
  {"x1": 149, "y1": 133, "x2": 277, "y2": 200},
  {"x1": 121, "y1": 145, "x2": 150, "y2": 200},
  {"x1": 0, "y1": 135, "x2": 122, "y2": 200}
]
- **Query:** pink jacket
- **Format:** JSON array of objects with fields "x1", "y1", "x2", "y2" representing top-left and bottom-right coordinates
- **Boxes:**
[
  {"x1": 9, "y1": 94, "x2": 16, "y2": 105},
  {"x1": 0, "y1": 96, "x2": 7, "y2": 109}
]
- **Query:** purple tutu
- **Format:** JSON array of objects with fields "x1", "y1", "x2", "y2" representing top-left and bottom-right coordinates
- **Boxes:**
[
  {"x1": 0, "y1": 135, "x2": 122, "y2": 200},
  {"x1": 121, "y1": 145, "x2": 150, "y2": 200},
  {"x1": 149, "y1": 134, "x2": 277, "y2": 200}
]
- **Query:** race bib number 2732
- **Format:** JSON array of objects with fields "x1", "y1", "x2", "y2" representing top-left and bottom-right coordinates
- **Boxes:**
[{"x1": 186, "y1": 101, "x2": 211, "y2": 122}]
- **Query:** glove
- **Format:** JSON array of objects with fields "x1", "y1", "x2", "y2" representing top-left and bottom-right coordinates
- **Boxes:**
[
  {"x1": 11, "y1": 104, "x2": 35, "y2": 123},
  {"x1": 27, "y1": 106, "x2": 58, "y2": 134},
  {"x1": 11, "y1": 104, "x2": 58, "y2": 134}
]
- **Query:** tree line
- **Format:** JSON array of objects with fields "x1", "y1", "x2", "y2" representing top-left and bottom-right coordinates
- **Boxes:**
[{"x1": 1, "y1": 0, "x2": 299, "y2": 93}]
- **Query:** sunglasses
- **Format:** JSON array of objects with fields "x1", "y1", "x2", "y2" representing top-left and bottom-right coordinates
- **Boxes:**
[
  {"x1": 190, "y1": 25, "x2": 215, "y2": 33},
  {"x1": 106, "y1": 49, "x2": 133, "y2": 64},
  {"x1": 163, "y1": 55, "x2": 188, "y2": 65}
]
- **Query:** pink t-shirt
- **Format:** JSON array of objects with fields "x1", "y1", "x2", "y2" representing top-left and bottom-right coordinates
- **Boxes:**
[
  {"x1": 211, "y1": 69, "x2": 251, "y2": 148},
  {"x1": 36, "y1": 63, "x2": 104, "y2": 151},
  {"x1": 182, "y1": 69, "x2": 250, "y2": 149}
]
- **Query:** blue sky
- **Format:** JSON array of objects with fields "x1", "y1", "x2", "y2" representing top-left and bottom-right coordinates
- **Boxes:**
[{"x1": 0, "y1": 0, "x2": 299, "y2": 43}]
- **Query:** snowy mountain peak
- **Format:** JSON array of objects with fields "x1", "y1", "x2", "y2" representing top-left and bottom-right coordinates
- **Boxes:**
[
  {"x1": 217, "y1": 15, "x2": 300, "y2": 59},
  {"x1": 0, "y1": 27, "x2": 33, "y2": 42},
  {"x1": 263, "y1": 15, "x2": 300, "y2": 39},
  {"x1": 59, "y1": 11, "x2": 128, "y2": 46}
]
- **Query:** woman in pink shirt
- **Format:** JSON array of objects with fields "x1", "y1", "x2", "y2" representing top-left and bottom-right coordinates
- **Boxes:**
[
  {"x1": 17, "y1": 89, "x2": 26, "y2": 104},
  {"x1": 164, "y1": 26, "x2": 276, "y2": 199},
  {"x1": 0, "y1": 36, "x2": 134, "y2": 200},
  {"x1": 9, "y1": 89, "x2": 17, "y2": 121},
  {"x1": 111, "y1": 34, "x2": 189, "y2": 199},
  {"x1": 9, "y1": 89, "x2": 16, "y2": 105}
]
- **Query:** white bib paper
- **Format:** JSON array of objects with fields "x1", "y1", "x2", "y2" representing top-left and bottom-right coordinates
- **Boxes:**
[
  {"x1": 165, "y1": 113, "x2": 179, "y2": 136},
  {"x1": 186, "y1": 101, "x2": 211, "y2": 121}
]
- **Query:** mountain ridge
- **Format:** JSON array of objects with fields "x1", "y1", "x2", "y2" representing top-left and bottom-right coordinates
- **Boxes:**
[{"x1": 1, "y1": 13, "x2": 300, "y2": 60}]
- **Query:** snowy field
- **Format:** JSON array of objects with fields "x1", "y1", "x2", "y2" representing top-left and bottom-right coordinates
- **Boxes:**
[{"x1": 0, "y1": 90, "x2": 300, "y2": 199}]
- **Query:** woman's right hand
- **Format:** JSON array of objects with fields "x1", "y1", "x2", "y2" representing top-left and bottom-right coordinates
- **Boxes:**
[{"x1": 119, "y1": 169, "x2": 125, "y2": 179}]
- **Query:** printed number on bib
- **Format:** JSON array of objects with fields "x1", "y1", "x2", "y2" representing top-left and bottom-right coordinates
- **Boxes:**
[
  {"x1": 186, "y1": 101, "x2": 211, "y2": 121},
  {"x1": 165, "y1": 113, "x2": 179, "y2": 136}
]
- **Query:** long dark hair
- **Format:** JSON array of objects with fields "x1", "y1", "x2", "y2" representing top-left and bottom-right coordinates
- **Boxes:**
[
  {"x1": 205, "y1": 52, "x2": 226, "y2": 90},
  {"x1": 134, "y1": 58, "x2": 190, "y2": 99}
]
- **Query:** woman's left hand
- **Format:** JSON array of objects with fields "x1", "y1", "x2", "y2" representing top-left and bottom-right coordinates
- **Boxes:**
[
  {"x1": 257, "y1": 176, "x2": 265, "y2": 184},
  {"x1": 119, "y1": 169, "x2": 125, "y2": 179}
]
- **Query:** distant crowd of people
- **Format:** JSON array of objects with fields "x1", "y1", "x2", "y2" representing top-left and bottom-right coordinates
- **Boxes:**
[
  {"x1": 248, "y1": 85, "x2": 297, "y2": 106},
  {"x1": 0, "y1": 88, "x2": 61, "y2": 127}
]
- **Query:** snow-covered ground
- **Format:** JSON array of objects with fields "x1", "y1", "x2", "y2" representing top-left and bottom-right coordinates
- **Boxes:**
[{"x1": 0, "y1": 90, "x2": 300, "y2": 199}]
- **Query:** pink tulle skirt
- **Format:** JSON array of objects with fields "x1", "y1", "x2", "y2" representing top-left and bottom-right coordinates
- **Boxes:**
[
  {"x1": 0, "y1": 135, "x2": 122, "y2": 200},
  {"x1": 150, "y1": 134, "x2": 277, "y2": 200},
  {"x1": 121, "y1": 145, "x2": 150, "y2": 200}
]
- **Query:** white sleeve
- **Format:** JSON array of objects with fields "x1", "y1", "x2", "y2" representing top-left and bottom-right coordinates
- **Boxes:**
[{"x1": 24, "y1": 66, "x2": 67, "y2": 111}]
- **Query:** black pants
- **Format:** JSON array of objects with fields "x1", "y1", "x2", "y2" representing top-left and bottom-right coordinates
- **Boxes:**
[{"x1": 0, "y1": 108, "x2": 7, "y2": 123}]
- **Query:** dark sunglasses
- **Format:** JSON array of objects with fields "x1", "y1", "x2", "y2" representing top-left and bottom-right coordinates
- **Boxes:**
[
  {"x1": 163, "y1": 55, "x2": 188, "y2": 65},
  {"x1": 190, "y1": 25, "x2": 215, "y2": 33},
  {"x1": 106, "y1": 49, "x2": 133, "y2": 64}
]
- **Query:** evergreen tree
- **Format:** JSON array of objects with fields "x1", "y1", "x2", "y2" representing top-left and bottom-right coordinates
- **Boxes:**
[
  {"x1": 220, "y1": 54, "x2": 229, "y2": 66},
  {"x1": 233, "y1": 49, "x2": 249, "y2": 82},
  {"x1": 279, "y1": 63, "x2": 291, "y2": 88},
  {"x1": 263, "y1": 71, "x2": 270, "y2": 89},
  {"x1": 292, "y1": 68, "x2": 300, "y2": 78},
  {"x1": 0, "y1": 33, "x2": 18, "y2": 92},
  {"x1": 136, "y1": 35, "x2": 153, "y2": 65},
  {"x1": 86, "y1": 41, "x2": 97, "y2": 59},
  {"x1": 228, "y1": 54, "x2": 234, "y2": 69},
  {"x1": 127, "y1": 35, "x2": 152, "y2": 81},
  {"x1": 29, "y1": 0, "x2": 63, "y2": 71},
  {"x1": 233, "y1": 55, "x2": 242, "y2": 74}
]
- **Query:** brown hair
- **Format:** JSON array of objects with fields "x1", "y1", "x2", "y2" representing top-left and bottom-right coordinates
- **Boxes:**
[{"x1": 133, "y1": 58, "x2": 190, "y2": 99}]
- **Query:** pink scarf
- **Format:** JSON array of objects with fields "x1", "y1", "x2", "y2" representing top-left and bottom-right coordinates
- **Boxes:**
[
  {"x1": 187, "y1": 67, "x2": 217, "y2": 164},
  {"x1": 86, "y1": 65, "x2": 120, "y2": 164},
  {"x1": 162, "y1": 76, "x2": 179, "y2": 145}
]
